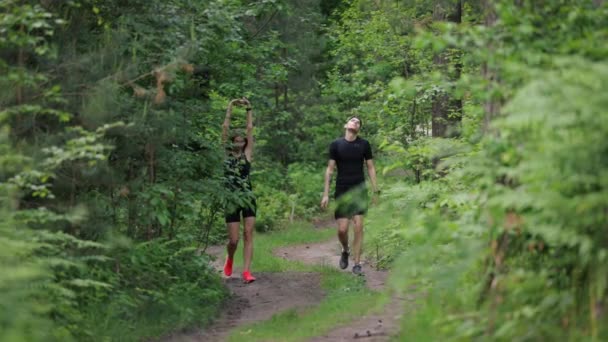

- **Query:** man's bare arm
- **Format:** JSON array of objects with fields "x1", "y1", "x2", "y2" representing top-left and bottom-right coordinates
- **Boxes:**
[
  {"x1": 366, "y1": 159, "x2": 378, "y2": 193},
  {"x1": 321, "y1": 160, "x2": 336, "y2": 209}
]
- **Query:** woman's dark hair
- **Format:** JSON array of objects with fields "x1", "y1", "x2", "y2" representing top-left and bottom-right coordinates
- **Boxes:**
[{"x1": 229, "y1": 130, "x2": 248, "y2": 151}]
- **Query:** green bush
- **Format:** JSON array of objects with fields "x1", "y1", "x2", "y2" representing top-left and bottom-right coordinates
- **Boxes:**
[
  {"x1": 286, "y1": 162, "x2": 324, "y2": 219},
  {"x1": 369, "y1": 59, "x2": 608, "y2": 340},
  {"x1": 0, "y1": 203, "x2": 59, "y2": 342},
  {"x1": 80, "y1": 238, "x2": 227, "y2": 340}
]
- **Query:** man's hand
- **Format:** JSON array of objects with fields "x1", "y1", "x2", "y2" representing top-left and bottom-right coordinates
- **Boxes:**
[
  {"x1": 371, "y1": 189, "x2": 381, "y2": 206},
  {"x1": 320, "y1": 195, "x2": 329, "y2": 209}
]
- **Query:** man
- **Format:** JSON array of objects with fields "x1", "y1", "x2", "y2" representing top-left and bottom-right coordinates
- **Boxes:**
[{"x1": 320, "y1": 116, "x2": 379, "y2": 275}]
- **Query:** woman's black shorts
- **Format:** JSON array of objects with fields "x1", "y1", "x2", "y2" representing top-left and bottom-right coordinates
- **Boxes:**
[{"x1": 225, "y1": 198, "x2": 257, "y2": 223}]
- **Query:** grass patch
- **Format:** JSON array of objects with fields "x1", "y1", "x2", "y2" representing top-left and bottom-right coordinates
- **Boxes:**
[{"x1": 230, "y1": 221, "x2": 336, "y2": 272}]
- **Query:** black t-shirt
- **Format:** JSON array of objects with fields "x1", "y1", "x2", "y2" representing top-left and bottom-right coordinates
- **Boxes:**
[{"x1": 329, "y1": 137, "x2": 373, "y2": 188}]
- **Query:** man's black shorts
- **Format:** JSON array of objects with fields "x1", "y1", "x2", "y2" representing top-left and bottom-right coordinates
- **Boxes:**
[
  {"x1": 225, "y1": 198, "x2": 257, "y2": 223},
  {"x1": 334, "y1": 184, "x2": 368, "y2": 219}
]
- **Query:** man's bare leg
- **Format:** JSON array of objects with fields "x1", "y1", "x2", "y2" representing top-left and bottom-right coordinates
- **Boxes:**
[
  {"x1": 352, "y1": 215, "x2": 364, "y2": 265},
  {"x1": 337, "y1": 218, "x2": 350, "y2": 269},
  {"x1": 337, "y1": 218, "x2": 349, "y2": 250}
]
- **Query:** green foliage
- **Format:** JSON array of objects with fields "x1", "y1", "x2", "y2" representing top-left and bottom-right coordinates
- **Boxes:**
[
  {"x1": 252, "y1": 162, "x2": 323, "y2": 232},
  {"x1": 385, "y1": 57, "x2": 608, "y2": 341},
  {"x1": 286, "y1": 162, "x2": 323, "y2": 219},
  {"x1": 476, "y1": 58, "x2": 608, "y2": 339},
  {"x1": 0, "y1": 189, "x2": 58, "y2": 342},
  {"x1": 322, "y1": 0, "x2": 445, "y2": 144},
  {"x1": 2, "y1": 0, "x2": 251, "y2": 339},
  {"x1": 381, "y1": 137, "x2": 470, "y2": 183},
  {"x1": 81, "y1": 238, "x2": 227, "y2": 340},
  {"x1": 2, "y1": 0, "x2": 339, "y2": 339},
  {"x1": 3, "y1": 0, "x2": 606, "y2": 340},
  {"x1": 358, "y1": 0, "x2": 608, "y2": 340}
]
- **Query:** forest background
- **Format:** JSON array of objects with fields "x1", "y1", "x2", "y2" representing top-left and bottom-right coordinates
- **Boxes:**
[{"x1": 1, "y1": 0, "x2": 607, "y2": 340}]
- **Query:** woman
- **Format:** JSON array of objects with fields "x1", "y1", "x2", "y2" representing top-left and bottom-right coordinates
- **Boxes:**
[{"x1": 221, "y1": 97, "x2": 256, "y2": 283}]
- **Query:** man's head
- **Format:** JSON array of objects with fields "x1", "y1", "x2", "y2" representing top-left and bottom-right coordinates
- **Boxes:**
[{"x1": 344, "y1": 116, "x2": 362, "y2": 133}]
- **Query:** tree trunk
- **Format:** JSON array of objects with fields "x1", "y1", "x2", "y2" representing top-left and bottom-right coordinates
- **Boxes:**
[
  {"x1": 431, "y1": 0, "x2": 462, "y2": 137},
  {"x1": 16, "y1": 24, "x2": 25, "y2": 105},
  {"x1": 432, "y1": 89, "x2": 449, "y2": 137},
  {"x1": 409, "y1": 98, "x2": 417, "y2": 142},
  {"x1": 127, "y1": 159, "x2": 136, "y2": 238},
  {"x1": 432, "y1": 3, "x2": 447, "y2": 137},
  {"x1": 481, "y1": 1, "x2": 503, "y2": 337},
  {"x1": 283, "y1": 47, "x2": 289, "y2": 110},
  {"x1": 145, "y1": 142, "x2": 156, "y2": 240},
  {"x1": 70, "y1": 163, "x2": 76, "y2": 208},
  {"x1": 450, "y1": 0, "x2": 463, "y2": 130},
  {"x1": 146, "y1": 142, "x2": 156, "y2": 184},
  {"x1": 167, "y1": 186, "x2": 179, "y2": 240},
  {"x1": 482, "y1": 0, "x2": 499, "y2": 132}
]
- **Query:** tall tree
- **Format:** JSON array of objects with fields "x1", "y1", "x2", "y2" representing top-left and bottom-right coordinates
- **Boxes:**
[{"x1": 431, "y1": 0, "x2": 463, "y2": 137}]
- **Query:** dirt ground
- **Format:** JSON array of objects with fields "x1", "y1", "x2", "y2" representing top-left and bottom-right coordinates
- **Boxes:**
[
  {"x1": 161, "y1": 246, "x2": 325, "y2": 342},
  {"x1": 275, "y1": 239, "x2": 407, "y2": 342},
  {"x1": 162, "y1": 231, "x2": 411, "y2": 342}
]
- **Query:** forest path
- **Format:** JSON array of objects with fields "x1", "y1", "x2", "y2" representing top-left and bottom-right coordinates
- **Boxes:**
[{"x1": 162, "y1": 220, "x2": 413, "y2": 341}]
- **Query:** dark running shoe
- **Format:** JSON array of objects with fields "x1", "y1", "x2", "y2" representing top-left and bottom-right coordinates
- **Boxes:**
[
  {"x1": 339, "y1": 250, "x2": 349, "y2": 269},
  {"x1": 352, "y1": 264, "x2": 363, "y2": 276}
]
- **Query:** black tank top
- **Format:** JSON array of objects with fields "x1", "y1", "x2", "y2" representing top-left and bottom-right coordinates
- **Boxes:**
[{"x1": 224, "y1": 154, "x2": 252, "y2": 191}]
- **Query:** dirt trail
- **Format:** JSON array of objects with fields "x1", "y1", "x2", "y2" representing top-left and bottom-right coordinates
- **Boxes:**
[
  {"x1": 163, "y1": 225, "x2": 410, "y2": 341},
  {"x1": 275, "y1": 239, "x2": 407, "y2": 341},
  {"x1": 162, "y1": 245, "x2": 325, "y2": 342}
]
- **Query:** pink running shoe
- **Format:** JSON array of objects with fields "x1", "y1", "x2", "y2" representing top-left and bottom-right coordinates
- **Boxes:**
[
  {"x1": 242, "y1": 270, "x2": 256, "y2": 284},
  {"x1": 223, "y1": 258, "x2": 233, "y2": 277}
]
